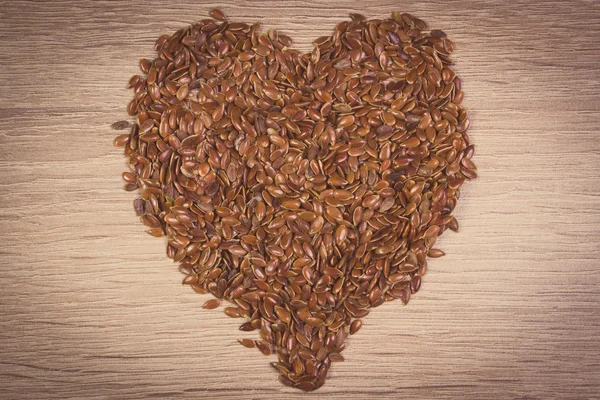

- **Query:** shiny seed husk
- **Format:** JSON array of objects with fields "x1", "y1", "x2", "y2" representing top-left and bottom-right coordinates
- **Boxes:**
[
  {"x1": 111, "y1": 120, "x2": 130, "y2": 130},
  {"x1": 202, "y1": 299, "x2": 221, "y2": 310},
  {"x1": 210, "y1": 8, "x2": 226, "y2": 21},
  {"x1": 238, "y1": 338, "x2": 255, "y2": 348},
  {"x1": 350, "y1": 320, "x2": 363, "y2": 335}
]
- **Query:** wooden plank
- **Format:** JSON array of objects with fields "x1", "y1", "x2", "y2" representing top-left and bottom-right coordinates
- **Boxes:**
[{"x1": 1, "y1": 0, "x2": 599, "y2": 398}]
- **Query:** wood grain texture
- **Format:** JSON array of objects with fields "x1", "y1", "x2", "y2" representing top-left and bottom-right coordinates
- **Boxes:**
[{"x1": 1, "y1": 0, "x2": 600, "y2": 398}]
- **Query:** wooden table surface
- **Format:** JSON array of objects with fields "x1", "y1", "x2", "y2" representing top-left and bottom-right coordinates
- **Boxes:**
[{"x1": 1, "y1": 1, "x2": 600, "y2": 399}]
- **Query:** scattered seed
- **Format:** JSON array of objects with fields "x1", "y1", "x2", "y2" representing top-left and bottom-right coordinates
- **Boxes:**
[
  {"x1": 202, "y1": 299, "x2": 220, "y2": 310},
  {"x1": 113, "y1": 134, "x2": 129, "y2": 147},
  {"x1": 238, "y1": 338, "x2": 255, "y2": 348},
  {"x1": 111, "y1": 120, "x2": 130, "y2": 130},
  {"x1": 210, "y1": 8, "x2": 226, "y2": 21}
]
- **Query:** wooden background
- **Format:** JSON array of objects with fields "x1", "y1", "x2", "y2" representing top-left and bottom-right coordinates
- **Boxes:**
[{"x1": 1, "y1": 0, "x2": 599, "y2": 398}]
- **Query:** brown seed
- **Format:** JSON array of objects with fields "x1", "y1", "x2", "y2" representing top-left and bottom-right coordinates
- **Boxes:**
[
  {"x1": 275, "y1": 305, "x2": 292, "y2": 323},
  {"x1": 224, "y1": 307, "x2": 242, "y2": 318},
  {"x1": 133, "y1": 198, "x2": 145, "y2": 216},
  {"x1": 255, "y1": 340, "x2": 271, "y2": 355},
  {"x1": 428, "y1": 249, "x2": 446, "y2": 258},
  {"x1": 335, "y1": 225, "x2": 348, "y2": 244},
  {"x1": 282, "y1": 199, "x2": 301, "y2": 210},
  {"x1": 411, "y1": 275, "x2": 422, "y2": 293},
  {"x1": 210, "y1": 8, "x2": 226, "y2": 21},
  {"x1": 111, "y1": 120, "x2": 130, "y2": 130},
  {"x1": 238, "y1": 338, "x2": 255, "y2": 348},
  {"x1": 202, "y1": 299, "x2": 220, "y2": 310},
  {"x1": 461, "y1": 157, "x2": 477, "y2": 171},
  {"x1": 350, "y1": 319, "x2": 363, "y2": 335},
  {"x1": 147, "y1": 227, "x2": 163, "y2": 237},
  {"x1": 176, "y1": 84, "x2": 189, "y2": 100},
  {"x1": 254, "y1": 45, "x2": 271, "y2": 57},
  {"x1": 337, "y1": 115, "x2": 355, "y2": 129},
  {"x1": 140, "y1": 119, "x2": 154, "y2": 134},
  {"x1": 403, "y1": 137, "x2": 420, "y2": 148},
  {"x1": 113, "y1": 134, "x2": 129, "y2": 147},
  {"x1": 305, "y1": 317, "x2": 324, "y2": 327}
]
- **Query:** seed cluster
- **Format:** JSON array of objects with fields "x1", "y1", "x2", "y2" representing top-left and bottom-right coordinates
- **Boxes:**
[{"x1": 113, "y1": 9, "x2": 476, "y2": 391}]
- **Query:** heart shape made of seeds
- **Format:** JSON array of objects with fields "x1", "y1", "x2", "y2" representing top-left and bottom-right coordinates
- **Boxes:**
[{"x1": 113, "y1": 8, "x2": 476, "y2": 392}]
